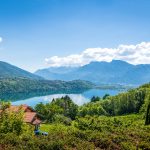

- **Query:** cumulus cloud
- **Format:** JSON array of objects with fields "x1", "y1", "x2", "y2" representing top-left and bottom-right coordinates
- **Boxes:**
[
  {"x1": 0, "y1": 37, "x2": 3, "y2": 43},
  {"x1": 45, "y1": 42, "x2": 150, "y2": 67}
]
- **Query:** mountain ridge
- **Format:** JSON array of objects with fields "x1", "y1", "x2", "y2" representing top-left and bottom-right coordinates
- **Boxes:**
[
  {"x1": 0, "y1": 61, "x2": 43, "y2": 80},
  {"x1": 35, "y1": 60, "x2": 150, "y2": 85}
]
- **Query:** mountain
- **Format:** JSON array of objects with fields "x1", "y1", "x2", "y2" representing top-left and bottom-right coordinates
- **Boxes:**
[
  {"x1": 35, "y1": 66, "x2": 78, "y2": 80},
  {"x1": 35, "y1": 60, "x2": 150, "y2": 85},
  {"x1": 0, "y1": 61, "x2": 94, "y2": 100},
  {"x1": 0, "y1": 61, "x2": 42, "y2": 80}
]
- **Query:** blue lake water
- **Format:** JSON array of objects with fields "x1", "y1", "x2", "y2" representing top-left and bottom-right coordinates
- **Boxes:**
[{"x1": 12, "y1": 89, "x2": 123, "y2": 107}]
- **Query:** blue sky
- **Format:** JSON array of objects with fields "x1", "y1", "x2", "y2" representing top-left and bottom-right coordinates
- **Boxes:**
[{"x1": 0, "y1": 0, "x2": 150, "y2": 72}]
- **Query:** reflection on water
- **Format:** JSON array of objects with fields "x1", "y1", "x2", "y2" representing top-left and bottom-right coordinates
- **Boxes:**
[{"x1": 12, "y1": 89, "x2": 122, "y2": 107}]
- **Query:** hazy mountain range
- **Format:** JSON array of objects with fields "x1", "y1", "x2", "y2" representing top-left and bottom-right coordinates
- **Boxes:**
[
  {"x1": 0, "y1": 60, "x2": 150, "y2": 86},
  {"x1": 35, "y1": 60, "x2": 150, "y2": 85}
]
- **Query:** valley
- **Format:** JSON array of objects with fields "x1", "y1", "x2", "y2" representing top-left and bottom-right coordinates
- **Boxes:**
[{"x1": 0, "y1": 61, "x2": 149, "y2": 150}]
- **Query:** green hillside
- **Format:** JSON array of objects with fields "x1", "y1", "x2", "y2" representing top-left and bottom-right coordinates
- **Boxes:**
[
  {"x1": 0, "y1": 61, "x2": 42, "y2": 80},
  {"x1": 0, "y1": 78, "x2": 94, "y2": 100},
  {"x1": 0, "y1": 83, "x2": 150, "y2": 149}
]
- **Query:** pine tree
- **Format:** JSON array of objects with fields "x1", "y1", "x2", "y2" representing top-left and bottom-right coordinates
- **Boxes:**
[{"x1": 145, "y1": 102, "x2": 150, "y2": 125}]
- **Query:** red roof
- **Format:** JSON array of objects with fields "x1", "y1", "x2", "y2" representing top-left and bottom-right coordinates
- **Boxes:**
[
  {"x1": 0, "y1": 105, "x2": 42, "y2": 125},
  {"x1": 24, "y1": 112, "x2": 37, "y2": 123},
  {"x1": 5, "y1": 104, "x2": 33, "y2": 112}
]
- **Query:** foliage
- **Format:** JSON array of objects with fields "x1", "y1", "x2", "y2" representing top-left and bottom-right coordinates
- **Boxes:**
[
  {"x1": 35, "y1": 83, "x2": 150, "y2": 123},
  {"x1": 0, "y1": 106, "x2": 31, "y2": 136},
  {"x1": 101, "y1": 88, "x2": 147, "y2": 115},
  {"x1": 79, "y1": 87, "x2": 148, "y2": 117},
  {"x1": 102, "y1": 93, "x2": 110, "y2": 99},
  {"x1": 144, "y1": 94, "x2": 150, "y2": 125},
  {"x1": 0, "y1": 83, "x2": 150, "y2": 149},
  {"x1": 0, "y1": 101, "x2": 11, "y2": 110},
  {"x1": 35, "y1": 95, "x2": 78, "y2": 122},
  {"x1": 78, "y1": 102, "x2": 107, "y2": 117},
  {"x1": 0, "y1": 114, "x2": 149, "y2": 150},
  {"x1": 90, "y1": 96, "x2": 100, "y2": 102}
]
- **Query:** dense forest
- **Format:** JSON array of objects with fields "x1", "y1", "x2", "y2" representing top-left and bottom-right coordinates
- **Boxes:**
[
  {"x1": 0, "y1": 83, "x2": 150, "y2": 149},
  {"x1": 0, "y1": 78, "x2": 94, "y2": 100}
]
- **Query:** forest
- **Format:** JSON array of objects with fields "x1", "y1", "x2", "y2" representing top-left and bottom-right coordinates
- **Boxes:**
[
  {"x1": 0, "y1": 83, "x2": 150, "y2": 150},
  {"x1": 0, "y1": 78, "x2": 93, "y2": 100}
]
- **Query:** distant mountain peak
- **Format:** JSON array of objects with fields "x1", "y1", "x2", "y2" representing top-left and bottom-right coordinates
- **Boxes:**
[
  {"x1": 0, "y1": 61, "x2": 43, "y2": 80},
  {"x1": 90, "y1": 60, "x2": 105, "y2": 63},
  {"x1": 88, "y1": 60, "x2": 131, "y2": 65},
  {"x1": 35, "y1": 60, "x2": 150, "y2": 85},
  {"x1": 111, "y1": 59, "x2": 131, "y2": 64}
]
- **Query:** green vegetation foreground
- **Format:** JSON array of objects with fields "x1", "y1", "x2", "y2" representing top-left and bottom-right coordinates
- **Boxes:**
[{"x1": 0, "y1": 83, "x2": 150, "y2": 150}]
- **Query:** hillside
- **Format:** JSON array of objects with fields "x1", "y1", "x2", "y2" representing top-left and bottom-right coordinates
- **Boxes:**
[
  {"x1": 35, "y1": 82, "x2": 150, "y2": 149},
  {"x1": 35, "y1": 60, "x2": 150, "y2": 85},
  {"x1": 0, "y1": 61, "x2": 42, "y2": 80},
  {"x1": 0, "y1": 82, "x2": 149, "y2": 150},
  {"x1": 0, "y1": 78, "x2": 94, "y2": 100},
  {"x1": 0, "y1": 61, "x2": 95, "y2": 100}
]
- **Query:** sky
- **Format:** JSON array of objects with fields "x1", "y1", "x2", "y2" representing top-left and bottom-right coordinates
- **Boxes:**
[{"x1": 0, "y1": 0, "x2": 150, "y2": 72}]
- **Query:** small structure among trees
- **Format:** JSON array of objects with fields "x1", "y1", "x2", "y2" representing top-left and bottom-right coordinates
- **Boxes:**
[{"x1": 0, "y1": 104, "x2": 42, "y2": 130}]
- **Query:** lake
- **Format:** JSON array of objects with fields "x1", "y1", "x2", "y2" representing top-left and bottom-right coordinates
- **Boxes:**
[{"x1": 12, "y1": 89, "x2": 124, "y2": 107}]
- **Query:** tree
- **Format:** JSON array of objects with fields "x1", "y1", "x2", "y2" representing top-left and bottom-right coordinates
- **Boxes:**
[
  {"x1": 0, "y1": 101, "x2": 11, "y2": 110},
  {"x1": 35, "y1": 96, "x2": 78, "y2": 122},
  {"x1": 103, "y1": 94, "x2": 110, "y2": 100},
  {"x1": 145, "y1": 101, "x2": 150, "y2": 125},
  {"x1": 91, "y1": 96, "x2": 100, "y2": 102},
  {"x1": 0, "y1": 108, "x2": 27, "y2": 135}
]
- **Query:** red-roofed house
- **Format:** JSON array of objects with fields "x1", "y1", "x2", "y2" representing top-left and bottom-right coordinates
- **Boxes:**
[{"x1": 1, "y1": 104, "x2": 42, "y2": 130}]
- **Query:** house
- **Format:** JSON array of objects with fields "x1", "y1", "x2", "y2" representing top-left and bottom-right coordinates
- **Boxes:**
[{"x1": 1, "y1": 104, "x2": 42, "y2": 130}]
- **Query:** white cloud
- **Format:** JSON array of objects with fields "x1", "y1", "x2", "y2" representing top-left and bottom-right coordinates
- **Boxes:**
[
  {"x1": 45, "y1": 42, "x2": 150, "y2": 67},
  {"x1": 0, "y1": 37, "x2": 3, "y2": 43}
]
